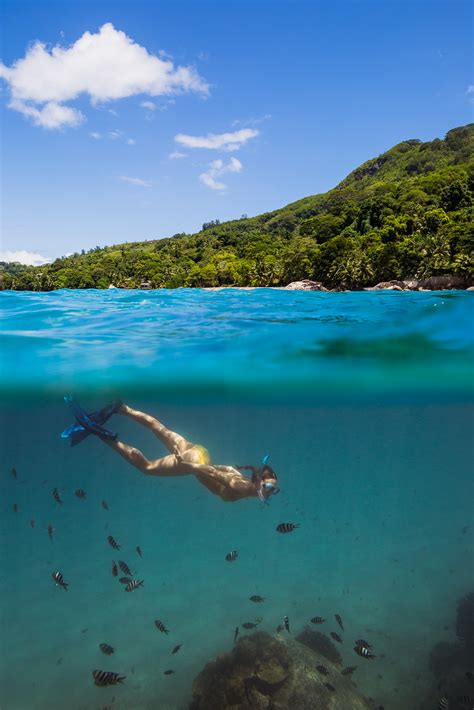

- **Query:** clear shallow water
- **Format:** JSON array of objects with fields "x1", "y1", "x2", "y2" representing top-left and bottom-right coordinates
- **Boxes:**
[
  {"x1": 0, "y1": 289, "x2": 473, "y2": 710},
  {"x1": 1, "y1": 289, "x2": 473, "y2": 397}
]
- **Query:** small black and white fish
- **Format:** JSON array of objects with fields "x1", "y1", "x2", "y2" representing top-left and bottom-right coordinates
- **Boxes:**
[
  {"x1": 283, "y1": 615, "x2": 290, "y2": 633},
  {"x1": 118, "y1": 560, "x2": 132, "y2": 576},
  {"x1": 234, "y1": 627, "x2": 239, "y2": 644},
  {"x1": 52, "y1": 571, "x2": 68, "y2": 590},
  {"x1": 99, "y1": 643, "x2": 114, "y2": 656},
  {"x1": 107, "y1": 535, "x2": 120, "y2": 550},
  {"x1": 324, "y1": 682, "x2": 336, "y2": 692},
  {"x1": 341, "y1": 666, "x2": 357, "y2": 675},
  {"x1": 101, "y1": 500, "x2": 109, "y2": 511},
  {"x1": 456, "y1": 697, "x2": 474, "y2": 708},
  {"x1": 124, "y1": 579, "x2": 144, "y2": 592},
  {"x1": 335, "y1": 614, "x2": 344, "y2": 630},
  {"x1": 118, "y1": 576, "x2": 132, "y2": 585},
  {"x1": 355, "y1": 638, "x2": 372, "y2": 648},
  {"x1": 276, "y1": 522, "x2": 300, "y2": 534},
  {"x1": 92, "y1": 670, "x2": 125, "y2": 687},
  {"x1": 52, "y1": 488, "x2": 63, "y2": 504},
  {"x1": 438, "y1": 698, "x2": 448, "y2": 710},
  {"x1": 164, "y1": 669, "x2": 175, "y2": 675},
  {"x1": 154, "y1": 619, "x2": 169, "y2": 634},
  {"x1": 311, "y1": 616, "x2": 326, "y2": 624},
  {"x1": 354, "y1": 644, "x2": 376, "y2": 659},
  {"x1": 75, "y1": 489, "x2": 86, "y2": 499},
  {"x1": 249, "y1": 595, "x2": 265, "y2": 603},
  {"x1": 172, "y1": 644, "x2": 182, "y2": 654},
  {"x1": 225, "y1": 550, "x2": 238, "y2": 562},
  {"x1": 111, "y1": 561, "x2": 118, "y2": 577},
  {"x1": 136, "y1": 546, "x2": 142, "y2": 558},
  {"x1": 316, "y1": 664, "x2": 329, "y2": 675},
  {"x1": 330, "y1": 632, "x2": 343, "y2": 643},
  {"x1": 242, "y1": 622, "x2": 259, "y2": 629}
]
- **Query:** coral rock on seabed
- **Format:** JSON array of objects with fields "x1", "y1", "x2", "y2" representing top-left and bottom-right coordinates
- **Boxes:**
[{"x1": 189, "y1": 631, "x2": 372, "y2": 709}]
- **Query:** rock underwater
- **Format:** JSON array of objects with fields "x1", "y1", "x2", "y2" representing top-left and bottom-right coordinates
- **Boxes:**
[{"x1": 189, "y1": 630, "x2": 372, "y2": 709}]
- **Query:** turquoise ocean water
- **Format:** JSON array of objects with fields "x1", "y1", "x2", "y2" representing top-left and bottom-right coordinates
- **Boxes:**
[{"x1": 0, "y1": 289, "x2": 473, "y2": 710}]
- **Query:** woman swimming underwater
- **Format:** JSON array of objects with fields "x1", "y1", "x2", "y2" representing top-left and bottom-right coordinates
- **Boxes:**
[{"x1": 62, "y1": 398, "x2": 280, "y2": 503}]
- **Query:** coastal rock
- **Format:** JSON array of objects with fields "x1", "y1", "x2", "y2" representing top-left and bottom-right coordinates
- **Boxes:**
[
  {"x1": 189, "y1": 630, "x2": 372, "y2": 709},
  {"x1": 365, "y1": 280, "x2": 407, "y2": 291},
  {"x1": 404, "y1": 275, "x2": 472, "y2": 290},
  {"x1": 285, "y1": 280, "x2": 329, "y2": 291}
]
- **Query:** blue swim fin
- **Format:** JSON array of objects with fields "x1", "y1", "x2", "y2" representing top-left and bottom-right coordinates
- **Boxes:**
[{"x1": 61, "y1": 396, "x2": 120, "y2": 445}]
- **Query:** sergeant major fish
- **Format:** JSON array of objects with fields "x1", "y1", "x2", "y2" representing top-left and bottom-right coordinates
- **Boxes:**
[
  {"x1": 225, "y1": 550, "x2": 238, "y2": 562},
  {"x1": 335, "y1": 614, "x2": 344, "y2": 630},
  {"x1": 52, "y1": 571, "x2": 68, "y2": 590},
  {"x1": 52, "y1": 488, "x2": 63, "y2": 504},
  {"x1": 276, "y1": 523, "x2": 300, "y2": 534},
  {"x1": 92, "y1": 670, "x2": 125, "y2": 687},
  {"x1": 154, "y1": 619, "x2": 169, "y2": 634},
  {"x1": 107, "y1": 535, "x2": 120, "y2": 550},
  {"x1": 118, "y1": 560, "x2": 132, "y2": 576},
  {"x1": 99, "y1": 643, "x2": 114, "y2": 656},
  {"x1": 124, "y1": 579, "x2": 143, "y2": 592},
  {"x1": 354, "y1": 644, "x2": 376, "y2": 659},
  {"x1": 249, "y1": 595, "x2": 265, "y2": 603}
]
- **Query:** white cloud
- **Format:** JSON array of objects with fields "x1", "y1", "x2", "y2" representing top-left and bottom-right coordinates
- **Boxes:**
[
  {"x1": 140, "y1": 100, "x2": 156, "y2": 110},
  {"x1": 108, "y1": 129, "x2": 124, "y2": 140},
  {"x1": 127, "y1": 138, "x2": 136, "y2": 145},
  {"x1": 199, "y1": 157, "x2": 242, "y2": 190},
  {"x1": 467, "y1": 85, "x2": 474, "y2": 94},
  {"x1": 0, "y1": 22, "x2": 209, "y2": 129},
  {"x1": 0, "y1": 249, "x2": 51, "y2": 266},
  {"x1": 175, "y1": 128, "x2": 258, "y2": 152},
  {"x1": 169, "y1": 151, "x2": 187, "y2": 159},
  {"x1": 119, "y1": 175, "x2": 151, "y2": 187},
  {"x1": 89, "y1": 131, "x2": 101, "y2": 139}
]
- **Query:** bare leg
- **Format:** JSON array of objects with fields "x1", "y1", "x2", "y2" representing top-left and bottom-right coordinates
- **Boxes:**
[
  {"x1": 103, "y1": 438, "x2": 190, "y2": 477},
  {"x1": 118, "y1": 404, "x2": 192, "y2": 454}
]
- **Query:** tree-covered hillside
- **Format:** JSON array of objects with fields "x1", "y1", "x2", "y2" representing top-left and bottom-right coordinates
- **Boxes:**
[{"x1": 2, "y1": 124, "x2": 473, "y2": 290}]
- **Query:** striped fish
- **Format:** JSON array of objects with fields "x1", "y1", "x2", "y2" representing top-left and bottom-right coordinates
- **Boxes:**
[
  {"x1": 125, "y1": 579, "x2": 143, "y2": 592},
  {"x1": 118, "y1": 560, "x2": 132, "y2": 576},
  {"x1": 172, "y1": 644, "x2": 182, "y2": 654},
  {"x1": 111, "y1": 561, "x2": 118, "y2": 577},
  {"x1": 52, "y1": 571, "x2": 68, "y2": 590},
  {"x1": 52, "y1": 488, "x2": 63, "y2": 504},
  {"x1": 283, "y1": 615, "x2": 290, "y2": 632},
  {"x1": 316, "y1": 664, "x2": 328, "y2": 675},
  {"x1": 92, "y1": 669, "x2": 125, "y2": 687},
  {"x1": 107, "y1": 535, "x2": 120, "y2": 550},
  {"x1": 225, "y1": 550, "x2": 238, "y2": 562},
  {"x1": 154, "y1": 619, "x2": 169, "y2": 634},
  {"x1": 335, "y1": 614, "x2": 344, "y2": 630},
  {"x1": 311, "y1": 616, "x2": 326, "y2": 624},
  {"x1": 438, "y1": 698, "x2": 449, "y2": 710},
  {"x1": 136, "y1": 546, "x2": 142, "y2": 558},
  {"x1": 341, "y1": 666, "x2": 357, "y2": 675},
  {"x1": 353, "y1": 644, "x2": 376, "y2": 659},
  {"x1": 118, "y1": 576, "x2": 132, "y2": 585},
  {"x1": 75, "y1": 489, "x2": 86, "y2": 499},
  {"x1": 99, "y1": 643, "x2": 114, "y2": 655},
  {"x1": 276, "y1": 522, "x2": 300, "y2": 533},
  {"x1": 456, "y1": 697, "x2": 473, "y2": 708},
  {"x1": 249, "y1": 595, "x2": 265, "y2": 603},
  {"x1": 330, "y1": 632, "x2": 342, "y2": 643}
]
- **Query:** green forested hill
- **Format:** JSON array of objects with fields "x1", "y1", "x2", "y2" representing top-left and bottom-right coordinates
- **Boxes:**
[{"x1": 2, "y1": 124, "x2": 473, "y2": 290}]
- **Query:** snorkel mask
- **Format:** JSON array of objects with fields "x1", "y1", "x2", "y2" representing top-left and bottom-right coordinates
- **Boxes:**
[{"x1": 257, "y1": 455, "x2": 280, "y2": 504}]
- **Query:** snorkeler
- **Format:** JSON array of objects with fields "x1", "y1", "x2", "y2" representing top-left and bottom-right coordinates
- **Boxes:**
[{"x1": 61, "y1": 398, "x2": 279, "y2": 503}]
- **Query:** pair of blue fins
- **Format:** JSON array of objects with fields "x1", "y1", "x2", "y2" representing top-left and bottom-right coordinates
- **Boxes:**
[{"x1": 61, "y1": 396, "x2": 120, "y2": 446}]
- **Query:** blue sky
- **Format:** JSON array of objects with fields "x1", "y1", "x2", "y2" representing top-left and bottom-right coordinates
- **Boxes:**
[{"x1": 1, "y1": 0, "x2": 472, "y2": 264}]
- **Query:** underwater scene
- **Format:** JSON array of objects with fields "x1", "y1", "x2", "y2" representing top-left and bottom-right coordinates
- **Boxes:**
[{"x1": 0, "y1": 289, "x2": 473, "y2": 710}]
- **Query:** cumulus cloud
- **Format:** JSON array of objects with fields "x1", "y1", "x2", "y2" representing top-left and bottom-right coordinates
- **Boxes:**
[
  {"x1": 0, "y1": 22, "x2": 209, "y2": 129},
  {"x1": 175, "y1": 128, "x2": 258, "y2": 152},
  {"x1": 89, "y1": 131, "x2": 101, "y2": 139},
  {"x1": 119, "y1": 175, "x2": 151, "y2": 187},
  {"x1": 169, "y1": 151, "x2": 187, "y2": 159},
  {"x1": 140, "y1": 100, "x2": 156, "y2": 110},
  {"x1": 199, "y1": 157, "x2": 242, "y2": 190},
  {"x1": 0, "y1": 250, "x2": 51, "y2": 266}
]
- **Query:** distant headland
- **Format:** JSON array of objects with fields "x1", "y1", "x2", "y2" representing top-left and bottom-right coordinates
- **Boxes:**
[{"x1": 1, "y1": 124, "x2": 473, "y2": 292}]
